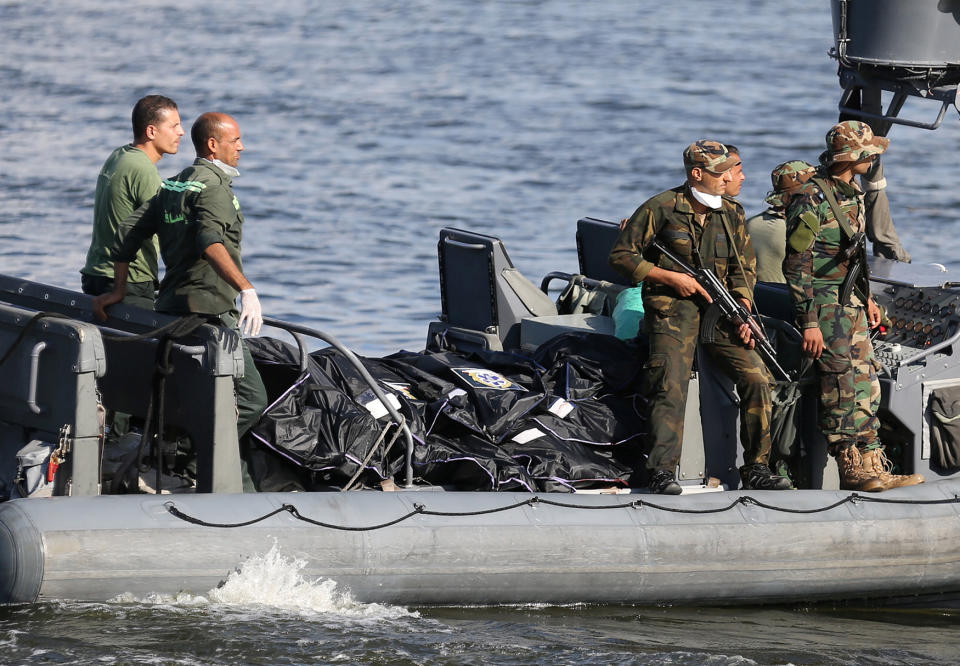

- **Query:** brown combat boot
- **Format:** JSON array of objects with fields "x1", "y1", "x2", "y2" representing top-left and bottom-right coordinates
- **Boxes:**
[
  {"x1": 835, "y1": 445, "x2": 883, "y2": 492},
  {"x1": 860, "y1": 447, "x2": 925, "y2": 490}
]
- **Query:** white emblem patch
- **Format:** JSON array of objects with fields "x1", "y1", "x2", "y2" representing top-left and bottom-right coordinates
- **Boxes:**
[{"x1": 451, "y1": 368, "x2": 526, "y2": 391}]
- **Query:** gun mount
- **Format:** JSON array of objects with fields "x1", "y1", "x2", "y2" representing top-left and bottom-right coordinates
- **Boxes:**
[{"x1": 831, "y1": 0, "x2": 960, "y2": 132}]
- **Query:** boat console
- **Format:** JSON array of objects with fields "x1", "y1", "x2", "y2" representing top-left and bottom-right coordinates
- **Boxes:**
[
  {"x1": 873, "y1": 285, "x2": 960, "y2": 367},
  {"x1": 868, "y1": 259, "x2": 960, "y2": 370},
  {"x1": 861, "y1": 260, "x2": 960, "y2": 479}
]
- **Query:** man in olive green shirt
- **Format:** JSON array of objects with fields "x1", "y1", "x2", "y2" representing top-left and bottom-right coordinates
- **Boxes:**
[
  {"x1": 745, "y1": 161, "x2": 816, "y2": 284},
  {"x1": 81, "y1": 95, "x2": 183, "y2": 308},
  {"x1": 93, "y1": 112, "x2": 267, "y2": 444}
]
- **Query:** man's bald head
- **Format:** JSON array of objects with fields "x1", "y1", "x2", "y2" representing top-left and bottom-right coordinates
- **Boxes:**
[{"x1": 191, "y1": 112, "x2": 236, "y2": 156}]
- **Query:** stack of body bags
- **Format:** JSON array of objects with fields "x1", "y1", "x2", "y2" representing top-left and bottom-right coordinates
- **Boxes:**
[{"x1": 246, "y1": 332, "x2": 647, "y2": 492}]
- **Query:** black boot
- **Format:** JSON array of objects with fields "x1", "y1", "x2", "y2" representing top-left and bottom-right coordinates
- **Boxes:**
[
  {"x1": 740, "y1": 463, "x2": 792, "y2": 490},
  {"x1": 649, "y1": 469, "x2": 682, "y2": 495}
]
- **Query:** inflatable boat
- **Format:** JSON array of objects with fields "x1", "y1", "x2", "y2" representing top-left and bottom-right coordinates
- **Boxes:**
[{"x1": 4, "y1": 217, "x2": 960, "y2": 607}]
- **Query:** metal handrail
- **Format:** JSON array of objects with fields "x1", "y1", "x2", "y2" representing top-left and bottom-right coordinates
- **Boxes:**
[
  {"x1": 98, "y1": 323, "x2": 207, "y2": 356},
  {"x1": 540, "y1": 271, "x2": 625, "y2": 295},
  {"x1": 262, "y1": 317, "x2": 415, "y2": 488},
  {"x1": 27, "y1": 341, "x2": 46, "y2": 414},
  {"x1": 837, "y1": 89, "x2": 952, "y2": 131}
]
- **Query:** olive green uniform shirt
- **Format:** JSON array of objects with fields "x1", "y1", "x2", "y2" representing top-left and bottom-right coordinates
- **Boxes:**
[
  {"x1": 745, "y1": 207, "x2": 787, "y2": 284},
  {"x1": 113, "y1": 159, "x2": 245, "y2": 316},
  {"x1": 82, "y1": 144, "x2": 161, "y2": 284}
]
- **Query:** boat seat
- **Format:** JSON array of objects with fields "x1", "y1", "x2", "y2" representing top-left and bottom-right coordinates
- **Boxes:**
[
  {"x1": 754, "y1": 281, "x2": 793, "y2": 322},
  {"x1": 429, "y1": 228, "x2": 615, "y2": 353},
  {"x1": 431, "y1": 227, "x2": 557, "y2": 352},
  {"x1": 538, "y1": 218, "x2": 631, "y2": 326},
  {"x1": 576, "y1": 217, "x2": 633, "y2": 287}
]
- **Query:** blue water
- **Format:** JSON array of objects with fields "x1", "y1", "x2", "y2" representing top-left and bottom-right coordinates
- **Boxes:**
[{"x1": 3, "y1": 0, "x2": 960, "y2": 663}]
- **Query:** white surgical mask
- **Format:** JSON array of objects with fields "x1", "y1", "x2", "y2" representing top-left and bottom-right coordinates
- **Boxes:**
[
  {"x1": 203, "y1": 158, "x2": 240, "y2": 178},
  {"x1": 689, "y1": 186, "x2": 723, "y2": 210}
]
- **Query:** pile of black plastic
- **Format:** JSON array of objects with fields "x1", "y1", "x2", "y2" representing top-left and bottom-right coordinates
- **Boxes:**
[{"x1": 246, "y1": 333, "x2": 647, "y2": 493}]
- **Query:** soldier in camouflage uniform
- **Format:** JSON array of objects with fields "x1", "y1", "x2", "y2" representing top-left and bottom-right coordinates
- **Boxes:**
[
  {"x1": 783, "y1": 121, "x2": 924, "y2": 491},
  {"x1": 610, "y1": 140, "x2": 791, "y2": 494},
  {"x1": 746, "y1": 161, "x2": 816, "y2": 284}
]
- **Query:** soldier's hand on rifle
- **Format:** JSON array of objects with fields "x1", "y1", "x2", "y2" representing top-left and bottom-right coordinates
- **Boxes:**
[
  {"x1": 867, "y1": 297, "x2": 882, "y2": 329},
  {"x1": 736, "y1": 299, "x2": 756, "y2": 348},
  {"x1": 802, "y1": 326, "x2": 825, "y2": 359},
  {"x1": 666, "y1": 272, "x2": 713, "y2": 302}
]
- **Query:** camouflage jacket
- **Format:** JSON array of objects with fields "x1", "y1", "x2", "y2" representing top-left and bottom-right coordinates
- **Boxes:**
[
  {"x1": 783, "y1": 171, "x2": 867, "y2": 329},
  {"x1": 608, "y1": 184, "x2": 754, "y2": 313}
]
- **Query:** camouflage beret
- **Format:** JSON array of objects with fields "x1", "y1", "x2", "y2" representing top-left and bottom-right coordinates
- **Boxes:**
[
  {"x1": 683, "y1": 140, "x2": 738, "y2": 174},
  {"x1": 819, "y1": 120, "x2": 889, "y2": 166},
  {"x1": 764, "y1": 160, "x2": 816, "y2": 207}
]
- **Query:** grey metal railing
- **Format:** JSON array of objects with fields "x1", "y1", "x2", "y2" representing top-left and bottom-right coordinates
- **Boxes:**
[{"x1": 262, "y1": 317, "x2": 415, "y2": 488}]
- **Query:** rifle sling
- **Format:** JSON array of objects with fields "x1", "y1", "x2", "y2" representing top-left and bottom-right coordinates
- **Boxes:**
[
  {"x1": 810, "y1": 176, "x2": 856, "y2": 241},
  {"x1": 810, "y1": 176, "x2": 869, "y2": 304}
]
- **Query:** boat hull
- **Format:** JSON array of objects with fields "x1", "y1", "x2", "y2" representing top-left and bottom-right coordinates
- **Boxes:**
[{"x1": 3, "y1": 481, "x2": 960, "y2": 606}]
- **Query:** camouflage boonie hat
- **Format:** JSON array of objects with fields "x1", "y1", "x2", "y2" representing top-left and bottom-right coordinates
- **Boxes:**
[
  {"x1": 683, "y1": 140, "x2": 738, "y2": 174},
  {"x1": 764, "y1": 160, "x2": 816, "y2": 207},
  {"x1": 819, "y1": 120, "x2": 889, "y2": 166}
]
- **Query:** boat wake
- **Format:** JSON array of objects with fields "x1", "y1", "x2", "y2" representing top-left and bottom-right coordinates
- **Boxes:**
[{"x1": 109, "y1": 541, "x2": 418, "y2": 622}]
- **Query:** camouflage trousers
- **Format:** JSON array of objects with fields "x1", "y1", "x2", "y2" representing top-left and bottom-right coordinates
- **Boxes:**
[
  {"x1": 641, "y1": 299, "x2": 775, "y2": 472},
  {"x1": 814, "y1": 302, "x2": 881, "y2": 451}
]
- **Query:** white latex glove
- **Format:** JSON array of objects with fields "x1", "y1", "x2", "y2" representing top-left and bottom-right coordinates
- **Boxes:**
[{"x1": 238, "y1": 288, "x2": 263, "y2": 336}]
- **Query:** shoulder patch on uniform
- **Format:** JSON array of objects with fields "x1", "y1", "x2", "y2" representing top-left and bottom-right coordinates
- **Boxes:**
[
  {"x1": 162, "y1": 179, "x2": 206, "y2": 193},
  {"x1": 788, "y1": 225, "x2": 816, "y2": 253},
  {"x1": 787, "y1": 211, "x2": 820, "y2": 253}
]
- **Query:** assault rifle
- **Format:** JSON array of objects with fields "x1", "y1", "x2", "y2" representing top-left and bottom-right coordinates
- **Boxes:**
[
  {"x1": 650, "y1": 238, "x2": 790, "y2": 381},
  {"x1": 838, "y1": 231, "x2": 870, "y2": 306}
]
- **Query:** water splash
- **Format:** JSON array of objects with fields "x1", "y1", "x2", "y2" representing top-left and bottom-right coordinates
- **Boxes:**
[
  {"x1": 110, "y1": 541, "x2": 417, "y2": 621},
  {"x1": 210, "y1": 541, "x2": 416, "y2": 620}
]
